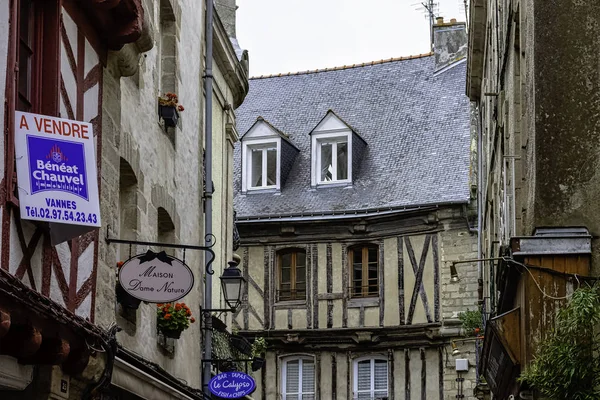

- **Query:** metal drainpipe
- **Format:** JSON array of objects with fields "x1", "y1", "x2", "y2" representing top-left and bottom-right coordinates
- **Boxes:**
[
  {"x1": 476, "y1": 103, "x2": 484, "y2": 304},
  {"x1": 202, "y1": 0, "x2": 214, "y2": 396}
]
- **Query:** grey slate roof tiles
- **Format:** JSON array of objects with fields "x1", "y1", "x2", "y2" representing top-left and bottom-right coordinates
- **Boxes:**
[{"x1": 233, "y1": 55, "x2": 471, "y2": 219}]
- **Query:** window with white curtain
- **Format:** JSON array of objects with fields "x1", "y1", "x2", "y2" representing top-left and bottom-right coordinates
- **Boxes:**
[
  {"x1": 281, "y1": 357, "x2": 315, "y2": 400},
  {"x1": 353, "y1": 357, "x2": 388, "y2": 400}
]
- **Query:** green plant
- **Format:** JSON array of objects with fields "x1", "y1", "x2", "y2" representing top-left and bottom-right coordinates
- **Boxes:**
[
  {"x1": 156, "y1": 302, "x2": 195, "y2": 334},
  {"x1": 519, "y1": 287, "x2": 600, "y2": 400},
  {"x1": 459, "y1": 309, "x2": 483, "y2": 336},
  {"x1": 251, "y1": 337, "x2": 267, "y2": 357}
]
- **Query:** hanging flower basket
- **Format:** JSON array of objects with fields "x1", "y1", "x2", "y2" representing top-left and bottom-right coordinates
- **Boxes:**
[
  {"x1": 158, "y1": 93, "x2": 184, "y2": 128},
  {"x1": 231, "y1": 334, "x2": 252, "y2": 355},
  {"x1": 156, "y1": 302, "x2": 195, "y2": 339},
  {"x1": 115, "y1": 261, "x2": 141, "y2": 309},
  {"x1": 251, "y1": 357, "x2": 265, "y2": 371}
]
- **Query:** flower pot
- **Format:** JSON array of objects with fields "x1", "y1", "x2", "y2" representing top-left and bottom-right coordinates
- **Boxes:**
[
  {"x1": 158, "y1": 105, "x2": 179, "y2": 127},
  {"x1": 230, "y1": 334, "x2": 252, "y2": 355},
  {"x1": 161, "y1": 329, "x2": 182, "y2": 339},
  {"x1": 251, "y1": 357, "x2": 265, "y2": 371},
  {"x1": 116, "y1": 283, "x2": 141, "y2": 309}
]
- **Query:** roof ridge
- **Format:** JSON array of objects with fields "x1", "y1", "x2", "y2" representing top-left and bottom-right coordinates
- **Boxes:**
[{"x1": 250, "y1": 52, "x2": 434, "y2": 80}]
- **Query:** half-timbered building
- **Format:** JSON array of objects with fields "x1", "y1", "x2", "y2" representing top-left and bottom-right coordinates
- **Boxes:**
[
  {"x1": 0, "y1": 0, "x2": 248, "y2": 398},
  {"x1": 233, "y1": 18, "x2": 480, "y2": 400}
]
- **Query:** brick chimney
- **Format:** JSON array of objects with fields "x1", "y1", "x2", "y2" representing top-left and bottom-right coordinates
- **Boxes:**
[
  {"x1": 215, "y1": 0, "x2": 238, "y2": 38},
  {"x1": 433, "y1": 17, "x2": 467, "y2": 71}
]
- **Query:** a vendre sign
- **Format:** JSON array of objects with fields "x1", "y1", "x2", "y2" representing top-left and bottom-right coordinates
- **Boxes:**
[{"x1": 14, "y1": 111, "x2": 101, "y2": 233}]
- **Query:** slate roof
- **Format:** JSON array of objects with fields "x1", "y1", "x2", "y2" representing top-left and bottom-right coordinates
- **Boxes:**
[{"x1": 233, "y1": 55, "x2": 472, "y2": 220}]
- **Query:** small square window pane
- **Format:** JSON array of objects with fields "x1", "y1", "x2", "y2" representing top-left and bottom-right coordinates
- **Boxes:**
[
  {"x1": 267, "y1": 147, "x2": 277, "y2": 185},
  {"x1": 296, "y1": 252, "x2": 306, "y2": 267},
  {"x1": 296, "y1": 266, "x2": 306, "y2": 282},
  {"x1": 281, "y1": 267, "x2": 291, "y2": 283},
  {"x1": 251, "y1": 149, "x2": 263, "y2": 187},
  {"x1": 337, "y1": 141, "x2": 348, "y2": 180},
  {"x1": 320, "y1": 143, "x2": 333, "y2": 181},
  {"x1": 368, "y1": 247, "x2": 377, "y2": 263},
  {"x1": 281, "y1": 253, "x2": 292, "y2": 268}
]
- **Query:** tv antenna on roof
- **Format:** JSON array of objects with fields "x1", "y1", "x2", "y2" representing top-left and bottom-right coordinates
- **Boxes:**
[
  {"x1": 458, "y1": 0, "x2": 469, "y2": 30},
  {"x1": 413, "y1": 0, "x2": 440, "y2": 50}
]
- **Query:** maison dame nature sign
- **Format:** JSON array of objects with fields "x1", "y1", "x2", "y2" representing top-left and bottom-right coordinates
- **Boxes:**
[
  {"x1": 209, "y1": 372, "x2": 256, "y2": 399},
  {"x1": 118, "y1": 250, "x2": 194, "y2": 303}
]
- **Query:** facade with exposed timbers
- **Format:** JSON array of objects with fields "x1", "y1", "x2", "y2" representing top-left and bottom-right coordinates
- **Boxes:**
[
  {"x1": 0, "y1": 0, "x2": 248, "y2": 398},
  {"x1": 233, "y1": 18, "x2": 481, "y2": 400}
]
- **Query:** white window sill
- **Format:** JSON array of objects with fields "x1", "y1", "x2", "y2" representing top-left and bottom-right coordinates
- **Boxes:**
[{"x1": 315, "y1": 181, "x2": 352, "y2": 189}]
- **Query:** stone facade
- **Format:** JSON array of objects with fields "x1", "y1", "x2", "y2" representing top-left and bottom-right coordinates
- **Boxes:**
[
  {"x1": 98, "y1": 0, "x2": 248, "y2": 395},
  {"x1": 467, "y1": 0, "x2": 600, "y2": 398}
]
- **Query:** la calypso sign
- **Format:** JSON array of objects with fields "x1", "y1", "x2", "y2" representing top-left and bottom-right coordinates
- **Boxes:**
[
  {"x1": 209, "y1": 372, "x2": 256, "y2": 399},
  {"x1": 118, "y1": 250, "x2": 194, "y2": 303}
]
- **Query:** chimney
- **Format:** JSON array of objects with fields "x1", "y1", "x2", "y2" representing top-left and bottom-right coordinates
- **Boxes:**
[
  {"x1": 215, "y1": 0, "x2": 238, "y2": 38},
  {"x1": 433, "y1": 17, "x2": 467, "y2": 71}
]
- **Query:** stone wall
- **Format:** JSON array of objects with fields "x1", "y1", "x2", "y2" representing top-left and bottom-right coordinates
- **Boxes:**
[{"x1": 97, "y1": 0, "x2": 205, "y2": 388}]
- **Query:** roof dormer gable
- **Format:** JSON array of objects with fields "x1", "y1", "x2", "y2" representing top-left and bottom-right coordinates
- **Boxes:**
[
  {"x1": 240, "y1": 117, "x2": 299, "y2": 193},
  {"x1": 310, "y1": 110, "x2": 367, "y2": 187}
]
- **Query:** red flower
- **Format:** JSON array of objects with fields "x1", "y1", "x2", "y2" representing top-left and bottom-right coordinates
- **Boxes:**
[
  {"x1": 116, "y1": 261, "x2": 124, "y2": 269},
  {"x1": 157, "y1": 303, "x2": 164, "y2": 307},
  {"x1": 190, "y1": 317, "x2": 196, "y2": 323},
  {"x1": 177, "y1": 105, "x2": 185, "y2": 112},
  {"x1": 186, "y1": 309, "x2": 192, "y2": 316},
  {"x1": 164, "y1": 313, "x2": 172, "y2": 320},
  {"x1": 163, "y1": 307, "x2": 170, "y2": 313},
  {"x1": 175, "y1": 303, "x2": 182, "y2": 311}
]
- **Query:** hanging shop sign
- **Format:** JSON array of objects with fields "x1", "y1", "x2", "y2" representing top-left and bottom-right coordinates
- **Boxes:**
[
  {"x1": 14, "y1": 111, "x2": 101, "y2": 228},
  {"x1": 209, "y1": 372, "x2": 256, "y2": 399},
  {"x1": 118, "y1": 250, "x2": 194, "y2": 303}
]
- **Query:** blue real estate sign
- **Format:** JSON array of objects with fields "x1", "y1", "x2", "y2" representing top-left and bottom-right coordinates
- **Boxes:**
[
  {"x1": 14, "y1": 111, "x2": 101, "y2": 228},
  {"x1": 209, "y1": 372, "x2": 256, "y2": 399}
]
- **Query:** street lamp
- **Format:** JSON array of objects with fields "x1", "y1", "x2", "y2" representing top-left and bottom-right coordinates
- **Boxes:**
[{"x1": 220, "y1": 261, "x2": 246, "y2": 311}]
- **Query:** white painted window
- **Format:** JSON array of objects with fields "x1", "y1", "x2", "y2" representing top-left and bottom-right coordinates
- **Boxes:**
[
  {"x1": 242, "y1": 138, "x2": 280, "y2": 191},
  {"x1": 311, "y1": 132, "x2": 352, "y2": 186},
  {"x1": 282, "y1": 357, "x2": 315, "y2": 400},
  {"x1": 353, "y1": 357, "x2": 388, "y2": 400},
  {"x1": 317, "y1": 137, "x2": 349, "y2": 183}
]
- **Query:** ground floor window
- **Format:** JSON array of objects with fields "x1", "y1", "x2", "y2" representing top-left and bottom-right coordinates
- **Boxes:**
[
  {"x1": 282, "y1": 357, "x2": 315, "y2": 400},
  {"x1": 353, "y1": 357, "x2": 388, "y2": 399}
]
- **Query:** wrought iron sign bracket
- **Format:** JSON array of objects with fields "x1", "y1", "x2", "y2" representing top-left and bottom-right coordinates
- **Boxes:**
[{"x1": 105, "y1": 227, "x2": 217, "y2": 274}]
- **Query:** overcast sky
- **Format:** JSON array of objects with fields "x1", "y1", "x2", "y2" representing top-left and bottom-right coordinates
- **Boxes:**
[{"x1": 236, "y1": 0, "x2": 467, "y2": 77}]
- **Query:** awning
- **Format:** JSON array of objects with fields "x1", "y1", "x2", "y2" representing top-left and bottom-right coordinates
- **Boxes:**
[{"x1": 112, "y1": 346, "x2": 203, "y2": 400}]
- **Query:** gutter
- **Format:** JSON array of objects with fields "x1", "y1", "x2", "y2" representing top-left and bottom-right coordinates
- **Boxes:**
[{"x1": 236, "y1": 200, "x2": 470, "y2": 223}]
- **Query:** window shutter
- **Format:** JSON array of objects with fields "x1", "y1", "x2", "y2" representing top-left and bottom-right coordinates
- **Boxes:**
[
  {"x1": 373, "y1": 360, "x2": 388, "y2": 392},
  {"x1": 357, "y1": 360, "x2": 371, "y2": 391},
  {"x1": 286, "y1": 360, "x2": 300, "y2": 394},
  {"x1": 302, "y1": 360, "x2": 315, "y2": 397}
]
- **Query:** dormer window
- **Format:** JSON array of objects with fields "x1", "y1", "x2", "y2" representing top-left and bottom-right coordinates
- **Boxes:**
[
  {"x1": 241, "y1": 117, "x2": 299, "y2": 193},
  {"x1": 317, "y1": 136, "x2": 349, "y2": 183},
  {"x1": 310, "y1": 110, "x2": 367, "y2": 187},
  {"x1": 247, "y1": 141, "x2": 278, "y2": 189}
]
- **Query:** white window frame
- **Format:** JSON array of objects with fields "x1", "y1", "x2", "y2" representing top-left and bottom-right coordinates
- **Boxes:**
[
  {"x1": 311, "y1": 129, "x2": 352, "y2": 186},
  {"x1": 241, "y1": 137, "x2": 281, "y2": 192},
  {"x1": 281, "y1": 356, "x2": 315, "y2": 400},
  {"x1": 352, "y1": 356, "x2": 388, "y2": 400}
]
